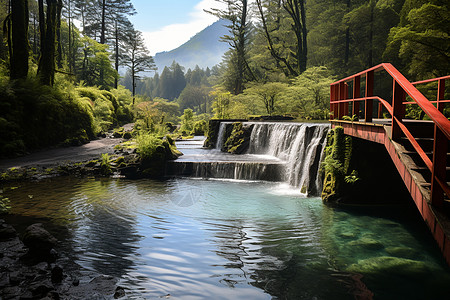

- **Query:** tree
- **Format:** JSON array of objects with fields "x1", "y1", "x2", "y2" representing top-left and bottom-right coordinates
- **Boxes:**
[
  {"x1": 385, "y1": 0, "x2": 449, "y2": 79},
  {"x1": 78, "y1": 36, "x2": 117, "y2": 87},
  {"x1": 245, "y1": 82, "x2": 287, "y2": 115},
  {"x1": 38, "y1": 0, "x2": 63, "y2": 86},
  {"x1": 178, "y1": 85, "x2": 212, "y2": 113},
  {"x1": 207, "y1": 0, "x2": 255, "y2": 94},
  {"x1": 255, "y1": 0, "x2": 307, "y2": 76},
  {"x1": 123, "y1": 28, "x2": 155, "y2": 100},
  {"x1": 9, "y1": 0, "x2": 29, "y2": 79}
]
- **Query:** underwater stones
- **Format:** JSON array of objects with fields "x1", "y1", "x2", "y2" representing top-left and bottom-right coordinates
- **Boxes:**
[
  {"x1": 347, "y1": 237, "x2": 385, "y2": 251},
  {"x1": 22, "y1": 223, "x2": 58, "y2": 259},
  {"x1": 346, "y1": 256, "x2": 430, "y2": 278},
  {"x1": 385, "y1": 246, "x2": 421, "y2": 260}
]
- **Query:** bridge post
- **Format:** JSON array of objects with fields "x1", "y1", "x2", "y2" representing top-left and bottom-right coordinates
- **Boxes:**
[
  {"x1": 437, "y1": 79, "x2": 445, "y2": 112},
  {"x1": 392, "y1": 80, "x2": 406, "y2": 140},
  {"x1": 353, "y1": 76, "x2": 361, "y2": 119},
  {"x1": 338, "y1": 82, "x2": 346, "y2": 119},
  {"x1": 330, "y1": 84, "x2": 338, "y2": 120},
  {"x1": 431, "y1": 126, "x2": 447, "y2": 208},
  {"x1": 365, "y1": 71, "x2": 374, "y2": 122}
]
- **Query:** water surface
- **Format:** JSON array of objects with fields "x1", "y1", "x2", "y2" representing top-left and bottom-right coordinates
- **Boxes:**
[{"x1": 2, "y1": 177, "x2": 450, "y2": 299}]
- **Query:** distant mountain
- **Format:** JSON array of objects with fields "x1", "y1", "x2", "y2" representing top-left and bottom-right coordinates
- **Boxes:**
[{"x1": 154, "y1": 19, "x2": 230, "y2": 73}]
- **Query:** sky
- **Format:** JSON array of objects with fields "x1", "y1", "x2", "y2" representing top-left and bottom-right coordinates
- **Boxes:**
[{"x1": 129, "y1": 0, "x2": 224, "y2": 55}]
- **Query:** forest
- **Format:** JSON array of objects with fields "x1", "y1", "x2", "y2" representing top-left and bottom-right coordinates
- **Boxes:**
[{"x1": 0, "y1": 0, "x2": 448, "y2": 157}]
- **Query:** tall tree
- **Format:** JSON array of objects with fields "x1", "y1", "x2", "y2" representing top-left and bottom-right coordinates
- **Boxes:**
[
  {"x1": 255, "y1": 0, "x2": 307, "y2": 76},
  {"x1": 38, "y1": 0, "x2": 63, "y2": 86},
  {"x1": 123, "y1": 28, "x2": 155, "y2": 100},
  {"x1": 207, "y1": 0, "x2": 255, "y2": 94},
  {"x1": 10, "y1": 0, "x2": 29, "y2": 79}
]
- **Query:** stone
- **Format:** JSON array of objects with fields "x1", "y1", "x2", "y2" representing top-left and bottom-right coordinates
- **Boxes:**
[
  {"x1": 0, "y1": 222, "x2": 17, "y2": 240},
  {"x1": 347, "y1": 237, "x2": 385, "y2": 251},
  {"x1": 72, "y1": 278, "x2": 80, "y2": 286},
  {"x1": 385, "y1": 246, "x2": 421, "y2": 260},
  {"x1": 30, "y1": 283, "x2": 54, "y2": 298},
  {"x1": 22, "y1": 224, "x2": 58, "y2": 258},
  {"x1": 51, "y1": 265, "x2": 63, "y2": 283},
  {"x1": 8, "y1": 271, "x2": 23, "y2": 286},
  {"x1": 114, "y1": 286, "x2": 126, "y2": 299},
  {"x1": 346, "y1": 256, "x2": 431, "y2": 279}
]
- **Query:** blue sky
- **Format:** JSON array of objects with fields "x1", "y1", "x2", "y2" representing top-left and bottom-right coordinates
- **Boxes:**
[{"x1": 129, "y1": 0, "x2": 224, "y2": 55}]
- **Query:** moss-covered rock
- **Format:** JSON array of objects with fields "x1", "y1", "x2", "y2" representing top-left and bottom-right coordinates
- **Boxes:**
[
  {"x1": 346, "y1": 256, "x2": 431, "y2": 278},
  {"x1": 223, "y1": 122, "x2": 254, "y2": 154},
  {"x1": 203, "y1": 120, "x2": 221, "y2": 148}
]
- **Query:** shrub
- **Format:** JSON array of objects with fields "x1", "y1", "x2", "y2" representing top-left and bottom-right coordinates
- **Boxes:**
[{"x1": 191, "y1": 120, "x2": 207, "y2": 136}]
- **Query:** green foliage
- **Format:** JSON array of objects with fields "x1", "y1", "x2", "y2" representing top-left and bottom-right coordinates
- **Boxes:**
[
  {"x1": 191, "y1": 120, "x2": 208, "y2": 136},
  {"x1": 245, "y1": 82, "x2": 288, "y2": 116},
  {"x1": 180, "y1": 108, "x2": 195, "y2": 134},
  {"x1": 78, "y1": 37, "x2": 119, "y2": 88},
  {"x1": 0, "y1": 195, "x2": 11, "y2": 214},
  {"x1": 100, "y1": 153, "x2": 112, "y2": 176},
  {"x1": 136, "y1": 133, "x2": 164, "y2": 161},
  {"x1": 385, "y1": 1, "x2": 449, "y2": 78}
]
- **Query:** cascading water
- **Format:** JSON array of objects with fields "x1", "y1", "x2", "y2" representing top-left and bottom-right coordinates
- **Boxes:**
[
  {"x1": 215, "y1": 122, "x2": 229, "y2": 150},
  {"x1": 168, "y1": 122, "x2": 329, "y2": 196},
  {"x1": 246, "y1": 122, "x2": 329, "y2": 195}
]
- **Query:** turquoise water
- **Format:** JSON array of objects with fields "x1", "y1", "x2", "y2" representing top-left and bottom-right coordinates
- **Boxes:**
[{"x1": 2, "y1": 177, "x2": 450, "y2": 299}]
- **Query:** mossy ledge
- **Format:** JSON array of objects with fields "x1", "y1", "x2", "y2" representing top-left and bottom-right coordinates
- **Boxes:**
[
  {"x1": 0, "y1": 137, "x2": 183, "y2": 183},
  {"x1": 321, "y1": 126, "x2": 410, "y2": 205}
]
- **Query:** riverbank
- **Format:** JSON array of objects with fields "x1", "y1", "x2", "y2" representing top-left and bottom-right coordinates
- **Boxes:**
[{"x1": 0, "y1": 218, "x2": 127, "y2": 299}]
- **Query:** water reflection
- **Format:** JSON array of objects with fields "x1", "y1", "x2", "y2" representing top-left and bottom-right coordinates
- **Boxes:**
[{"x1": 2, "y1": 177, "x2": 450, "y2": 299}]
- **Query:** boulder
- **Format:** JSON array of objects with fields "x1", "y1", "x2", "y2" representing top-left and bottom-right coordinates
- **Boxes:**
[{"x1": 22, "y1": 223, "x2": 57, "y2": 259}]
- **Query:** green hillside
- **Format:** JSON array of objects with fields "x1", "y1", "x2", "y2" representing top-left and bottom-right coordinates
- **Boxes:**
[{"x1": 154, "y1": 19, "x2": 230, "y2": 72}]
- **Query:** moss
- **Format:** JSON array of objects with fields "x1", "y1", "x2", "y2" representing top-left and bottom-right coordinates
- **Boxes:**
[
  {"x1": 100, "y1": 153, "x2": 112, "y2": 176},
  {"x1": 321, "y1": 126, "x2": 357, "y2": 203},
  {"x1": 191, "y1": 120, "x2": 207, "y2": 136},
  {"x1": 223, "y1": 122, "x2": 252, "y2": 154}
]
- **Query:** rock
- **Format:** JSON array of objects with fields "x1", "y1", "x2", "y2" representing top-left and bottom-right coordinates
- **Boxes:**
[
  {"x1": 22, "y1": 223, "x2": 58, "y2": 260},
  {"x1": 114, "y1": 286, "x2": 126, "y2": 299},
  {"x1": 51, "y1": 265, "x2": 63, "y2": 283},
  {"x1": 346, "y1": 256, "x2": 431, "y2": 279},
  {"x1": 72, "y1": 278, "x2": 80, "y2": 286},
  {"x1": 0, "y1": 221, "x2": 17, "y2": 240},
  {"x1": 8, "y1": 271, "x2": 22, "y2": 286},
  {"x1": 347, "y1": 237, "x2": 384, "y2": 251},
  {"x1": 30, "y1": 282, "x2": 54, "y2": 298},
  {"x1": 385, "y1": 246, "x2": 421, "y2": 260},
  {"x1": 35, "y1": 262, "x2": 49, "y2": 274}
]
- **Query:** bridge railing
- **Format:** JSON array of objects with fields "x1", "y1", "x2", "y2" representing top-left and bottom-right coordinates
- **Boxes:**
[{"x1": 330, "y1": 63, "x2": 450, "y2": 208}]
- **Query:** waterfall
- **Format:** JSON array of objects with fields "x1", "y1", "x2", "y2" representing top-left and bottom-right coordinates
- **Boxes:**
[
  {"x1": 247, "y1": 123, "x2": 329, "y2": 195},
  {"x1": 215, "y1": 122, "x2": 229, "y2": 150},
  {"x1": 169, "y1": 122, "x2": 329, "y2": 196}
]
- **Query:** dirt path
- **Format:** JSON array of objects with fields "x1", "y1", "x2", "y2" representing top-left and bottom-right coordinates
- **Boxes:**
[
  {"x1": 0, "y1": 124, "x2": 135, "y2": 171},
  {"x1": 0, "y1": 137, "x2": 123, "y2": 171}
]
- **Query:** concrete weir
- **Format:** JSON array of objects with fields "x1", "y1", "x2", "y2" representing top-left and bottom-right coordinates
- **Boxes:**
[{"x1": 166, "y1": 122, "x2": 329, "y2": 197}]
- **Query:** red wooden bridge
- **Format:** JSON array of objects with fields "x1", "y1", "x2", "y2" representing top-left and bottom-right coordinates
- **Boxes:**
[{"x1": 329, "y1": 63, "x2": 450, "y2": 265}]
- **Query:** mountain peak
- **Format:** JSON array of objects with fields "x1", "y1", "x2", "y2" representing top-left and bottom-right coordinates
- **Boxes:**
[{"x1": 154, "y1": 19, "x2": 230, "y2": 72}]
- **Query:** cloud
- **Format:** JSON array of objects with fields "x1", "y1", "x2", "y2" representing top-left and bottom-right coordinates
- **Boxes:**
[{"x1": 142, "y1": 0, "x2": 226, "y2": 55}]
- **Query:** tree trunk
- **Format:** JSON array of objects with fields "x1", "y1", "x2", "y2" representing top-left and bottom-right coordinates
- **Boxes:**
[
  {"x1": 368, "y1": 0, "x2": 374, "y2": 68},
  {"x1": 56, "y1": 0, "x2": 63, "y2": 69},
  {"x1": 100, "y1": 0, "x2": 106, "y2": 44},
  {"x1": 38, "y1": 0, "x2": 58, "y2": 86},
  {"x1": 114, "y1": 20, "x2": 119, "y2": 89},
  {"x1": 10, "y1": 0, "x2": 29, "y2": 80}
]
